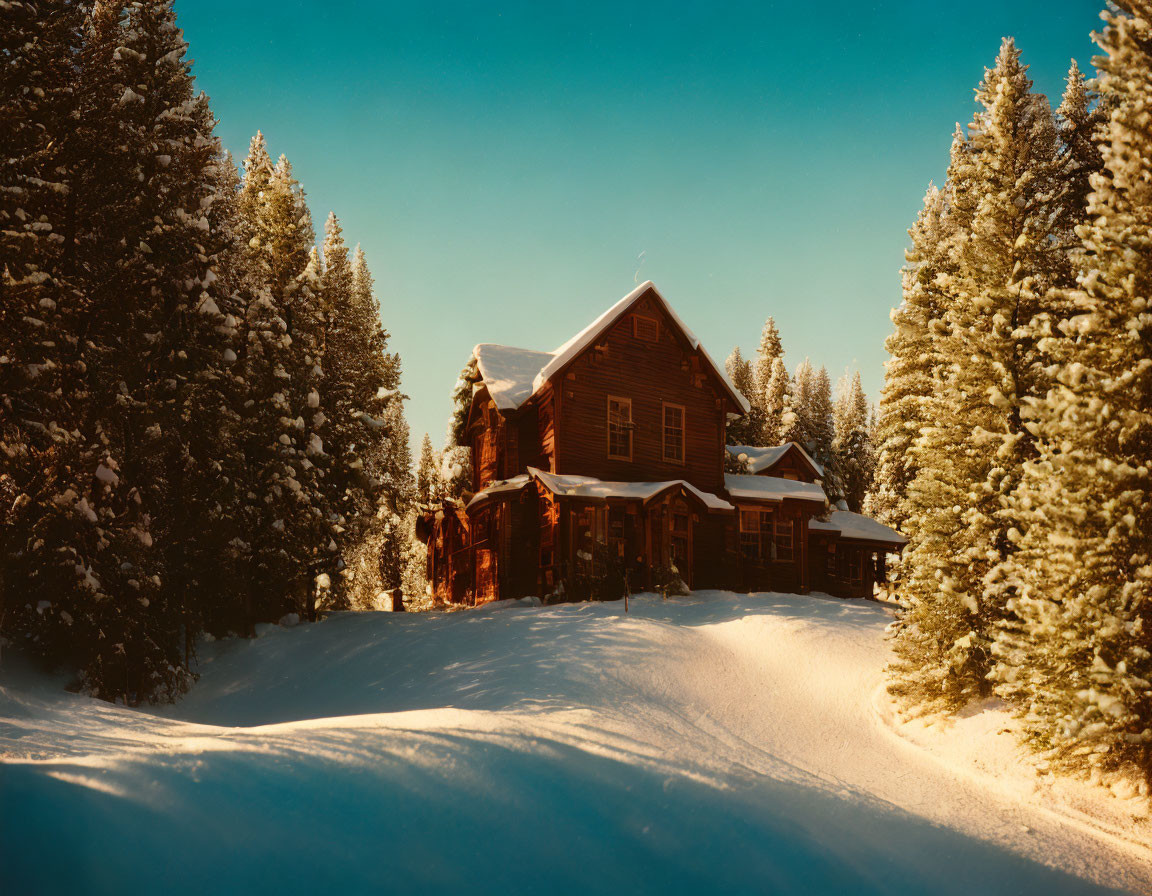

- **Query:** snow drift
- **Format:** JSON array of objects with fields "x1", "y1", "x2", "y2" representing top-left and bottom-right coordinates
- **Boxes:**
[{"x1": 1, "y1": 592, "x2": 1149, "y2": 894}]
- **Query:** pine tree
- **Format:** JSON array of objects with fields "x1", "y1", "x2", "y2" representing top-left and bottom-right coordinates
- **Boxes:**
[
  {"x1": 416, "y1": 433, "x2": 442, "y2": 503},
  {"x1": 893, "y1": 39, "x2": 1064, "y2": 710},
  {"x1": 724, "y1": 347, "x2": 759, "y2": 445},
  {"x1": 833, "y1": 371, "x2": 872, "y2": 512},
  {"x1": 809, "y1": 366, "x2": 840, "y2": 501},
  {"x1": 1053, "y1": 60, "x2": 1105, "y2": 261},
  {"x1": 3, "y1": 0, "x2": 255, "y2": 700},
  {"x1": 236, "y1": 132, "x2": 273, "y2": 263},
  {"x1": 762, "y1": 357, "x2": 792, "y2": 449},
  {"x1": 991, "y1": 3, "x2": 1152, "y2": 781},
  {"x1": 783, "y1": 359, "x2": 814, "y2": 449},
  {"x1": 234, "y1": 143, "x2": 330, "y2": 625},
  {"x1": 869, "y1": 184, "x2": 952, "y2": 527},
  {"x1": 753, "y1": 318, "x2": 786, "y2": 444},
  {"x1": 0, "y1": 0, "x2": 90, "y2": 666},
  {"x1": 319, "y1": 224, "x2": 402, "y2": 599}
]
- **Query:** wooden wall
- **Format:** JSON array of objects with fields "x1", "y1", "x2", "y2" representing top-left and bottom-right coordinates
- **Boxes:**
[
  {"x1": 552, "y1": 293, "x2": 730, "y2": 493},
  {"x1": 760, "y1": 450, "x2": 819, "y2": 484}
]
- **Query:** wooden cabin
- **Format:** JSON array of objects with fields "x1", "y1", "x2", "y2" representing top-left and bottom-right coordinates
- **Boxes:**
[
  {"x1": 418, "y1": 281, "x2": 906, "y2": 605},
  {"x1": 725, "y1": 442, "x2": 906, "y2": 597}
]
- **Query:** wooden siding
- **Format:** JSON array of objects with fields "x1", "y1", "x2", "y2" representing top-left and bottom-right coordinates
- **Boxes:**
[{"x1": 553, "y1": 294, "x2": 729, "y2": 493}]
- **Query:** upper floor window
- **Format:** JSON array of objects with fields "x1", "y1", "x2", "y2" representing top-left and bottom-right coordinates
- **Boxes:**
[
  {"x1": 607, "y1": 396, "x2": 632, "y2": 460},
  {"x1": 632, "y1": 314, "x2": 659, "y2": 342},
  {"x1": 662, "y1": 403, "x2": 684, "y2": 464}
]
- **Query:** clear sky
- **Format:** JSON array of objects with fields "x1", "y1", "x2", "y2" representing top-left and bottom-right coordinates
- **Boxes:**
[{"x1": 177, "y1": 0, "x2": 1101, "y2": 449}]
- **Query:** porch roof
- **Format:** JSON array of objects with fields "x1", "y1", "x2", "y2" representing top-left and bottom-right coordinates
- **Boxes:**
[
  {"x1": 809, "y1": 510, "x2": 907, "y2": 548},
  {"x1": 529, "y1": 467, "x2": 734, "y2": 512}
]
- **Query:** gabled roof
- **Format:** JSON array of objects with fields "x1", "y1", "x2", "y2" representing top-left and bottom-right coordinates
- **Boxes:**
[
  {"x1": 726, "y1": 442, "x2": 824, "y2": 478},
  {"x1": 529, "y1": 467, "x2": 733, "y2": 512},
  {"x1": 470, "y1": 282, "x2": 751, "y2": 414},
  {"x1": 808, "y1": 511, "x2": 907, "y2": 548},
  {"x1": 724, "y1": 474, "x2": 828, "y2": 505}
]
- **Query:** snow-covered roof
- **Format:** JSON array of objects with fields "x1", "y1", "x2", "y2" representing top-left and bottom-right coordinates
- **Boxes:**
[
  {"x1": 473, "y1": 345, "x2": 554, "y2": 412},
  {"x1": 724, "y1": 474, "x2": 828, "y2": 505},
  {"x1": 470, "y1": 282, "x2": 751, "y2": 415},
  {"x1": 809, "y1": 511, "x2": 907, "y2": 547},
  {"x1": 529, "y1": 467, "x2": 733, "y2": 511},
  {"x1": 465, "y1": 474, "x2": 532, "y2": 510},
  {"x1": 726, "y1": 442, "x2": 824, "y2": 477}
]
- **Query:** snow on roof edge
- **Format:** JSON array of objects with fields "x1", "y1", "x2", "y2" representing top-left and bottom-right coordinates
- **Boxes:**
[
  {"x1": 724, "y1": 473, "x2": 828, "y2": 505},
  {"x1": 465, "y1": 474, "x2": 532, "y2": 510},
  {"x1": 727, "y1": 442, "x2": 824, "y2": 477},
  {"x1": 531, "y1": 282, "x2": 751, "y2": 415},
  {"x1": 527, "y1": 467, "x2": 733, "y2": 511}
]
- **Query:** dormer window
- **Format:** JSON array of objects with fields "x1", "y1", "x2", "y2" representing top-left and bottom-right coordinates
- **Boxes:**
[{"x1": 632, "y1": 314, "x2": 659, "y2": 342}]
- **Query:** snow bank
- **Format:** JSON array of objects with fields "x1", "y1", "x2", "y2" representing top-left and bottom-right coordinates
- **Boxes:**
[{"x1": 1, "y1": 593, "x2": 1149, "y2": 894}]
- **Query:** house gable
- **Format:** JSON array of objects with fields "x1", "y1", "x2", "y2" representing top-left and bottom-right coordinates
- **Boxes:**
[
  {"x1": 727, "y1": 442, "x2": 823, "y2": 483},
  {"x1": 550, "y1": 290, "x2": 734, "y2": 492}
]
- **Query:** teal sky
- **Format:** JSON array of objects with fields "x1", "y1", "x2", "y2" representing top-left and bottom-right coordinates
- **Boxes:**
[{"x1": 178, "y1": 0, "x2": 1101, "y2": 449}]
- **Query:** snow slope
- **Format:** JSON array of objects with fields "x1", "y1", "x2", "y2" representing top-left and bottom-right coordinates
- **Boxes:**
[{"x1": 2, "y1": 592, "x2": 1150, "y2": 895}]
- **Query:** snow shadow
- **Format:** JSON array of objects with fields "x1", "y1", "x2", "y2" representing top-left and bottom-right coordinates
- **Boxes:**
[{"x1": 0, "y1": 724, "x2": 1133, "y2": 896}]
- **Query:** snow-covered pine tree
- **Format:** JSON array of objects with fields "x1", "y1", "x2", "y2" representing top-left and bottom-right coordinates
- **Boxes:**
[
  {"x1": 416, "y1": 433, "x2": 442, "y2": 503},
  {"x1": 753, "y1": 317, "x2": 786, "y2": 445},
  {"x1": 893, "y1": 39, "x2": 1064, "y2": 710},
  {"x1": 0, "y1": 0, "x2": 93, "y2": 668},
  {"x1": 236, "y1": 131, "x2": 273, "y2": 263},
  {"x1": 724, "y1": 347, "x2": 759, "y2": 445},
  {"x1": 833, "y1": 371, "x2": 872, "y2": 512},
  {"x1": 318, "y1": 223, "x2": 403, "y2": 601},
  {"x1": 234, "y1": 144, "x2": 332, "y2": 625},
  {"x1": 991, "y1": 2, "x2": 1152, "y2": 782},
  {"x1": 763, "y1": 357, "x2": 792, "y2": 449},
  {"x1": 1053, "y1": 60, "x2": 1106, "y2": 262},
  {"x1": 89, "y1": 0, "x2": 254, "y2": 697},
  {"x1": 809, "y1": 366, "x2": 840, "y2": 502},
  {"x1": 783, "y1": 359, "x2": 814, "y2": 449},
  {"x1": 868, "y1": 184, "x2": 952, "y2": 528},
  {"x1": 4, "y1": 0, "x2": 253, "y2": 700}
]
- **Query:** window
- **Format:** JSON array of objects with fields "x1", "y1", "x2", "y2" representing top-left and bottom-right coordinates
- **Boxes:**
[
  {"x1": 739, "y1": 510, "x2": 761, "y2": 560},
  {"x1": 633, "y1": 314, "x2": 659, "y2": 342},
  {"x1": 739, "y1": 509, "x2": 777, "y2": 562},
  {"x1": 663, "y1": 403, "x2": 685, "y2": 464},
  {"x1": 774, "y1": 516, "x2": 794, "y2": 561},
  {"x1": 607, "y1": 396, "x2": 632, "y2": 460},
  {"x1": 849, "y1": 550, "x2": 864, "y2": 584}
]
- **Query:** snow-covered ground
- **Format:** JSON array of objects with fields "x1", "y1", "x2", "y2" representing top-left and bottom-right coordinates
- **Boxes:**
[{"x1": 1, "y1": 591, "x2": 1150, "y2": 895}]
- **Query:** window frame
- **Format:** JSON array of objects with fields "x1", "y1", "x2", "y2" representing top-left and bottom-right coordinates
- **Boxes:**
[
  {"x1": 662, "y1": 402, "x2": 686, "y2": 465},
  {"x1": 774, "y1": 515, "x2": 794, "y2": 561},
  {"x1": 606, "y1": 395, "x2": 633, "y2": 461},
  {"x1": 738, "y1": 508, "x2": 778, "y2": 562}
]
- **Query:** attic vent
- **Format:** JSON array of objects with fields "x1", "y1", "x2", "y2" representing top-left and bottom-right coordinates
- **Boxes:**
[{"x1": 633, "y1": 314, "x2": 659, "y2": 342}]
